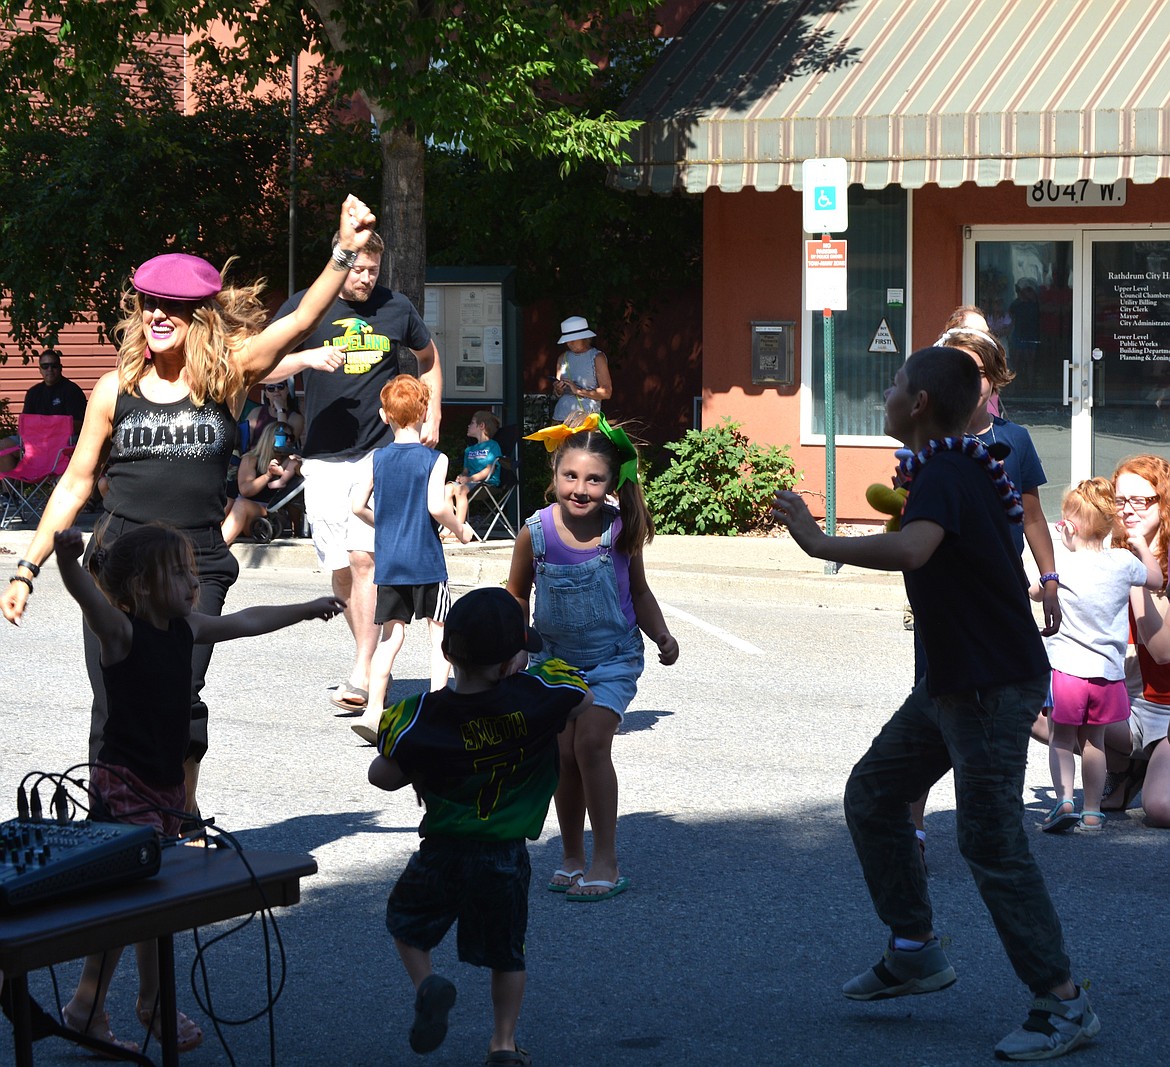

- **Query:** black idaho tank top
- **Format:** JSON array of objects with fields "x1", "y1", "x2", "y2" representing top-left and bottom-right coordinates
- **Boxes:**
[{"x1": 103, "y1": 391, "x2": 236, "y2": 528}]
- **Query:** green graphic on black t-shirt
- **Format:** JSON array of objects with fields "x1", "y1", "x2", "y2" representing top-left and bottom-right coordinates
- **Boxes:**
[{"x1": 325, "y1": 317, "x2": 391, "y2": 375}]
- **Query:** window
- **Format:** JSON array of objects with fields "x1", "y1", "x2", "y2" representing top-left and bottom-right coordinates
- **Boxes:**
[{"x1": 808, "y1": 185, "x2": 908, "y2": 438}]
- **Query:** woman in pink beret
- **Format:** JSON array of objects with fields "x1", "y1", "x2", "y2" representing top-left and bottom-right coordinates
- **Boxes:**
[{"x1": 1, "y1": 195, "x2": 374, "y2": 824}]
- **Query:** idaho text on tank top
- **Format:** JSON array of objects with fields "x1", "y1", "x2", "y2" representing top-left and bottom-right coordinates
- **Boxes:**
[{"x1": 103, "y1": 391, "x2": 236, "y2": 527}]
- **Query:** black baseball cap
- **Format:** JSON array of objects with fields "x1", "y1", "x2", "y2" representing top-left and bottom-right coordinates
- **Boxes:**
[{"x1": 442, "y1": 587, "x2": 542, "y2": 665}]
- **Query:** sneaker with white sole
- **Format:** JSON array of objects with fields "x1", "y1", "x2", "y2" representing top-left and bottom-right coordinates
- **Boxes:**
[
  {"x1": 842, "y1": 938, "x2": 957, "y2": 1001},
  {"x1": 993, "y1": 986, "x2": 1100, "y2": 1061}
]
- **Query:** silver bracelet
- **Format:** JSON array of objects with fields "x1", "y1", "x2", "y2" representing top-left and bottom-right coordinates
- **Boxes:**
[{"x1": 330, "y1": 245, "x2": 358, "y2": 271}]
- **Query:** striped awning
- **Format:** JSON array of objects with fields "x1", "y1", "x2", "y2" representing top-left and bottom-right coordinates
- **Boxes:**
[{"x1": 614, "y1": 0, "x2": 1170, "y2": 194}]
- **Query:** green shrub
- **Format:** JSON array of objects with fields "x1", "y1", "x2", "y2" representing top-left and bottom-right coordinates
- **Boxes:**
[
  {"x1": 644, "y1": 418, "x2": 800, "y2": 535},
  {"x1": 0, "y1": 398, "x2": 14, "y2": 439}
]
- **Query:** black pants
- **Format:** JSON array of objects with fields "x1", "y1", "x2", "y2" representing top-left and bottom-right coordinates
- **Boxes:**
[{"x1": 84, "y1": 513, "x2": 239, "y2": 764}]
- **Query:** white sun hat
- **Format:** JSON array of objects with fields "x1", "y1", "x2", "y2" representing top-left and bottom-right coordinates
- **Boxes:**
[{"x1": 558, "y1": 316, "x2": 596, "y2": 344}]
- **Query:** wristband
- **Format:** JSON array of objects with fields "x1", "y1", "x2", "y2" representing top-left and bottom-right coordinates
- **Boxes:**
[
  {"x1": 330, "y1": 245, "x2": 358, "y2": 271},
  {"x1": 16, "y1": 558, "x2": 40, "y2": 578},
  {"x1": 1040, "y1": 572, "x2": 1059, "y2": 584},
  {"x1": 9, "y1": 575, "x2": 33, "y2": 595}
]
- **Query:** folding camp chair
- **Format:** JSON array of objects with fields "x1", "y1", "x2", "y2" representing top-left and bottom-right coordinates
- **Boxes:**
[
  {"x1": 0, "y1": 414, "x2": 74, "y2": 528},
  {"x1": 466, "y1": 424, "x2": 521, "y2": 540}
]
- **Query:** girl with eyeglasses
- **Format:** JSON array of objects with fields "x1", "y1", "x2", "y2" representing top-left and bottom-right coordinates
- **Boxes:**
[
  {"x1": 1032, "y1": 478, "x2": 1162, "y2": 833},
  {"x1": 1101, "y1": 454, "x2": 1170, "y2": 824}
]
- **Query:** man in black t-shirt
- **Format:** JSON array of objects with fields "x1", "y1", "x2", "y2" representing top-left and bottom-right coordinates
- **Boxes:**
[
  {"x1": 266, "y1": 231, "x2": 442, "y2": 714},
  {"x1": 0, "y1": 351, "x2": 88, "y2": 472}
]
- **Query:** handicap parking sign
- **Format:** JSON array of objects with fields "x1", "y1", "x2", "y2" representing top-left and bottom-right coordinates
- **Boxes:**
[{"x1": 801, "y1": 158, "x2": 848, "y2": 233}]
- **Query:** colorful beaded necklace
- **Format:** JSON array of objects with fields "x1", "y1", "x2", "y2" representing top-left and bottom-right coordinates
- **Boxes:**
[{"x1": 896, "y1": 436, "x2": 1024, "y2": 524}]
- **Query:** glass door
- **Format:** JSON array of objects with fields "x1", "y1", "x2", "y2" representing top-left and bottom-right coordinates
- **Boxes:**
[
  {"x1": 1085, "y1": 231, "x2": 1170, "y2": 478},
  {"x1": 966, "y1": 231, "x2": 1081, "y2": 518}
]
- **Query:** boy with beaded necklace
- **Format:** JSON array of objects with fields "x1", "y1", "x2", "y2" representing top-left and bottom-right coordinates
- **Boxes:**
[{"x1": 773, "y1": 346, "x2": 1099, "y2": 1062}]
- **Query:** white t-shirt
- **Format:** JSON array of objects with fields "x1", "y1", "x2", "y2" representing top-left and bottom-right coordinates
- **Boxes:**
[{"x1": 1045, "y1": 548, "x2": 1150, "y2": 681}]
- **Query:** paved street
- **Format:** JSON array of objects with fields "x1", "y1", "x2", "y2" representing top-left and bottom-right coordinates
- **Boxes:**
[{"x1": 1, "y1": 534, "x2": 1166, "y2": 1066}]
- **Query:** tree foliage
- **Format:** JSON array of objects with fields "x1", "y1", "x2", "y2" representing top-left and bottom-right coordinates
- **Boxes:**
[
  {"x1": 0, "y1": 60, "x2": 374, "y2": 359},
  {"x1": 0, "y1": 0, "x2": 664, "y2": 306}
]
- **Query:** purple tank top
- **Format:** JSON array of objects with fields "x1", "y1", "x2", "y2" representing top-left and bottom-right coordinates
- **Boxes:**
[{"x1": 536, "y1": 506, "x2": 636, "y2": 628}]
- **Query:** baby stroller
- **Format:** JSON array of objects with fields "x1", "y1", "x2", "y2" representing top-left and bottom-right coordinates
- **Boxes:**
[
  {"x1": 249, "y1": 475, "x2": 306, "y2": 543},
  {"x1": 245, "y1": 422, "x2": 307, "y2": 543}
]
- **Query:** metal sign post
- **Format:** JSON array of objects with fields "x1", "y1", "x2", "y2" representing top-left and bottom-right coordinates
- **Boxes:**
[{"x1": 802, "y1": 159, "x2": 849, "y2": 571}]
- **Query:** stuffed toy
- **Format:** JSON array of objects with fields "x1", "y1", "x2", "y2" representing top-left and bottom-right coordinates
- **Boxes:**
[{"x1": 865, "y1": 483, "x2": 908, "y2": 532}]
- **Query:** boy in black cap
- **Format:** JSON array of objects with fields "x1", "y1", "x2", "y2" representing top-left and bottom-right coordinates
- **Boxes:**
[{"x1": 368, "y1": 587, "x2": 591, "y2": 1066}]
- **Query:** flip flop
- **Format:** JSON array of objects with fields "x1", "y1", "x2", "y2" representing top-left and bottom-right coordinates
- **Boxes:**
[
  {"x1": 547, "y1": 867, "x2": 584, "y2": 893},
  {"x1": 566, "y1": 875, "x2": 630, "y2": 902},
  {"x1": 136, "y1": 999, "x2": 204, "y2": 1054},
  {"x1": 330, "y1": 686, "x2": 368, "y2": 713}
]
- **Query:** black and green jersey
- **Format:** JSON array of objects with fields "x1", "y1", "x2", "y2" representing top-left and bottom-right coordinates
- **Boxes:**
[{"x1": 378, "y1": 658, "x2": 587, "y2": 841}]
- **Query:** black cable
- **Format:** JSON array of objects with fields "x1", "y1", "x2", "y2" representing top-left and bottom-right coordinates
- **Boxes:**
[{"x1": 12, "y1": 767, "x2": 287, "y2": 1066}]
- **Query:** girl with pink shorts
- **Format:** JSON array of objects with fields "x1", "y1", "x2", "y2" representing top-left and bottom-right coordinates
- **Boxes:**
[{"x1": 1033, "y1": 479, "x2": 1163, "y2": 833}]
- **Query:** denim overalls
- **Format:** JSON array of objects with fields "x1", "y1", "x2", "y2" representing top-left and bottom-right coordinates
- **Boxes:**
[{"x1": 526, "y1": 506, "x2": 644, "y2": 715}]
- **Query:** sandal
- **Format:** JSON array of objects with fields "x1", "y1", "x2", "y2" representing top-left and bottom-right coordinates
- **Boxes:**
[
  {"x1": 1101, "y1": 759, "x2": 1146, "y2": 812},
  {"x1": 136, "y1": 998, "x2": 204, "y2": 1054},
  {"x1": 61, "y1": 1006, "x2": 140, "y2": 1056},
  {"x1": 1076, "y1": 811, "x2": 1106, "y2": 832},
  {"x1": 330, "y1": 686, "x2": 368, "y2": 713},
  {"x1": 1041, "y1": 799, "x2": 1079, "y2": 833}
]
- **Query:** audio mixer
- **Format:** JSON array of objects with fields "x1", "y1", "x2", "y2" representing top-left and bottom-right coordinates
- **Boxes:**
[{"x1": 0, "y1": 818, "x2": 161, "y2": 911}]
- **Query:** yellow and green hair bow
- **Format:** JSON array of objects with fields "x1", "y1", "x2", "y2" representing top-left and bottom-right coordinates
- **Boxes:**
[{"x1": 524, "y1": 413, "x2": 640, "y2": 490}]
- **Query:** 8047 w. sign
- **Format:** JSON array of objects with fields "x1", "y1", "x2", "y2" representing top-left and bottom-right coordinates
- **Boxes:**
[{"x1": 1026, "y1": 180, "x2": 1126, "y2": 207}]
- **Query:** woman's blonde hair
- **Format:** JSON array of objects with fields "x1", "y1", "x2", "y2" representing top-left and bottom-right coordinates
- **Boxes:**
[
  {"x1": 1061, "y1": 477, "x2": 1116, "y2": 543},
  {"x1": 1113, "y1": 454, "x2": 1170, "y2": 582},
  {"x1": 90, "y1": 523, "x2": 196, "y2": 618},
  {"x1": 114, "y1": 257, "x2": 269, "y2": 406},
  {"x1": 247, "y1": 422, "x2": 281, "y2": 472}
]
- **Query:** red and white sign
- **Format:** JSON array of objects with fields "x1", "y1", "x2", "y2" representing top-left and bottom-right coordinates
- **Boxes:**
[{"x1": 805, "y1": 239, "x2": 847, "y2": 311}]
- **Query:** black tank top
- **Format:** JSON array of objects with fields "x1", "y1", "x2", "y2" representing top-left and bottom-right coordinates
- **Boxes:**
[
  {"x1": 99, "y1": 615, "x2": 193, "y2": 786},
  {"x1": 103, "y1": 391, "x2": 236, "y2": 528}
]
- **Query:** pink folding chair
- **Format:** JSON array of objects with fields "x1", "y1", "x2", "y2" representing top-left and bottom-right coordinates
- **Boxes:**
[{"x1": 0, "y1": 414, "x2": 74, "y2": 527}]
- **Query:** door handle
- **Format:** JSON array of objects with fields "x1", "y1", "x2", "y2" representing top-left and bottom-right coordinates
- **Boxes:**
[
  {"x1": 1086, "y1": 348, "x2": 1102, "y2": 409},
  {"x1": 1063, "y1": 360, "x2": 1073, "y2": 406}
]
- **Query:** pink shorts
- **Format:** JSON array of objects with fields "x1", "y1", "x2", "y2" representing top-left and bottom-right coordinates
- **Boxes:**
[
  {"x1": 92, "y1": 764, "x2": 186, "y2": 838},
  {"x1": 1050, "y1": 670, "x2": 1131, "y2": 727}
]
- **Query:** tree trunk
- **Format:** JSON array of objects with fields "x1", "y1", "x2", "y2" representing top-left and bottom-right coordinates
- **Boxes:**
[{"x1": 379, "y1": 125, "x2": 426, "y2": 311}]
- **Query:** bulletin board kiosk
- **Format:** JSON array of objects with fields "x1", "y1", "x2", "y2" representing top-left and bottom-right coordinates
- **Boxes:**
[{"x1": 423, "y1": 267, "x2": 522, "y2": 536}]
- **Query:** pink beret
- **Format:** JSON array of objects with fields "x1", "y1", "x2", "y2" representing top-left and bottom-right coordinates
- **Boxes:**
[{"x1": 133, "y1": 253, "x2": 222, "y2": 301}]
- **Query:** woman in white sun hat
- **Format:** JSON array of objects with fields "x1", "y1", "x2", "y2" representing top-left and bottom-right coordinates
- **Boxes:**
[{"x1": 552, "y1": 315, "x2": 612, "y2": 424}]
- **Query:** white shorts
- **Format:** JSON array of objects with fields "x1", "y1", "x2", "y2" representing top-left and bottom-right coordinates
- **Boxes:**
[
  {"x1": 1125, "y1": 648, "x2": 1170, "y2": 757},
  {"x1": 301, "y1": 453, "x2": 376, "y2": 571}
]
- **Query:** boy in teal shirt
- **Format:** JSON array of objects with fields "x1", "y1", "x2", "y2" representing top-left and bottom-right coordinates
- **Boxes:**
[{"x1": 369, "y1": 587, "x2": 591, "y2": 1065}]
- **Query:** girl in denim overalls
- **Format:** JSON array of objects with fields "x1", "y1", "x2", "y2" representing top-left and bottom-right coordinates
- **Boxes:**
[{"x1": 508, "y1": 415, "x2": 678, "y2": 901}]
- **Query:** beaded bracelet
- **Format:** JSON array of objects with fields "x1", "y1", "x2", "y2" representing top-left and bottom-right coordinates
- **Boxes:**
[
  {"x1": 1040, "y1": 572, "x2": 1059, "y2": 584},
  {"x1": 9, "y1": 575, "x2": 33, "y2": 595},
  {"x1": 16, "y1": 558, "x2": 40, "y2": 578}
]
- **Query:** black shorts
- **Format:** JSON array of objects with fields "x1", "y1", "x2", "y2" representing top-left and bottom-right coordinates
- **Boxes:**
[
  {"x1": 386, "y1": 837, "x2": 530, "y2": 972},
  {"x1": 375, "y1": 581, "x2": 451, "y2": 625}
]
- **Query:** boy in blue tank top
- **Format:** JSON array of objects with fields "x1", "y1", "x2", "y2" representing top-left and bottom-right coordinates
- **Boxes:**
[
  {"x1": 350, "y1": 376, "x2": 472, "y2": 742},
  {"x1": 369, "y1": 587, "x2": 591, "y2": 1063}
]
